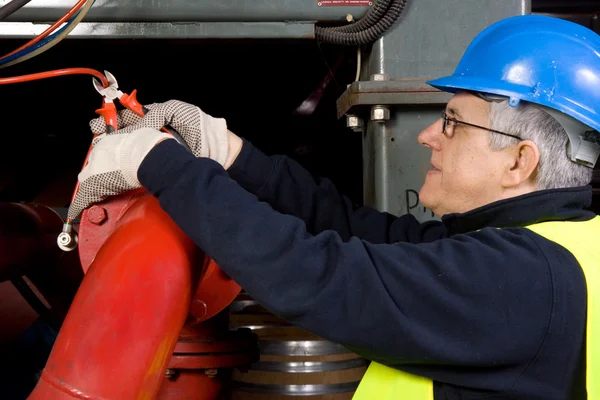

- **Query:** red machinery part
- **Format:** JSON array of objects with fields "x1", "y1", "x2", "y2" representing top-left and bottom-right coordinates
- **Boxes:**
[
  {"x1": 28, "y1": 190, "x2": 257, "y2": 400},
  {"x1": 0, "y1": 203, "x2": 63, "y2": 282},
  {"x1": 158, "y1": 322, "x2": 259, "y2": 400}
]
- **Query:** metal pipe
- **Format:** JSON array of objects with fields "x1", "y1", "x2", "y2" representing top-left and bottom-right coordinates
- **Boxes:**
[
  {"x1": 28, "y1": 194, "x2": 204, "y2": 400},
  {"x1": 0, "y1": 202, "x2": 62, "y2": 282}
]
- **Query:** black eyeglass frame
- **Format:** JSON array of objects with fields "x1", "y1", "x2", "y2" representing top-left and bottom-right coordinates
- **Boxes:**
[{"x1": 441, "y1": 111, "x2": 521, "y2": 141}]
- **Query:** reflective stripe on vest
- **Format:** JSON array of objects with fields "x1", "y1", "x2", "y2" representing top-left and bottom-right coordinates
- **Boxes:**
[{"x1": 352, "y1": 217, "x2": 600, "y2": 400}]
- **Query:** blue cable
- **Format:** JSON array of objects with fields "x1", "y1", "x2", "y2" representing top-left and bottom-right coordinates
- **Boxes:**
[{"x1": 0, "y1": 2, "x2": 93, "y2": 66}]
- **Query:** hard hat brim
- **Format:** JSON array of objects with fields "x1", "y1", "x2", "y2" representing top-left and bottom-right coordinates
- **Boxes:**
[{"x1": 427, "y1": 75, "x2": 600, "y2": 133}]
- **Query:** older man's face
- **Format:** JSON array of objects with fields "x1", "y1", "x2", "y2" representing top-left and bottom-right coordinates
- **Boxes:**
[{"x1": 417, "y1": 92, "x2": 511, "y2": 216}]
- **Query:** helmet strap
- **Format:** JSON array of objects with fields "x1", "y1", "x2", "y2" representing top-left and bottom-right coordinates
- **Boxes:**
[{"x1": 540, "y1": 106, "x2": 600, "y2": 168}]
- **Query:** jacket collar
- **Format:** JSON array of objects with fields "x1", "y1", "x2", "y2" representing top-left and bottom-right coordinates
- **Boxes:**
[{"x1": 441, "y1": 185, "x2": 595, "y2": 236}]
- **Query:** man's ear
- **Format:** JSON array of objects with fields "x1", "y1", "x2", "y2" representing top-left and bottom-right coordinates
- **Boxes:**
[{"x1": 501, "y1": 140, "x2": 540, "y2": 187}]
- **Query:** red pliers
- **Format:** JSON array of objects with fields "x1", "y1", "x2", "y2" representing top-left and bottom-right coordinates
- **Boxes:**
[
  {"x1": 92, "y1": 70, "x2": 152, "y2": 132},
  {"x1": 92, "y1": 71, "x2": 191, "y2": 149}
]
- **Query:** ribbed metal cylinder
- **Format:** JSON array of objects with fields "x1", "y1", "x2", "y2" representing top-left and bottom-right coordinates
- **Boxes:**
[{"x1": 228, "y1": 294, "x2": 368, "y2": 399}]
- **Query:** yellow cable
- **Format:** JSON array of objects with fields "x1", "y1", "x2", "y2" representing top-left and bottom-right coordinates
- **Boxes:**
[{"x1": 0, "y1": 0, "x2": 94, "y2": 69}]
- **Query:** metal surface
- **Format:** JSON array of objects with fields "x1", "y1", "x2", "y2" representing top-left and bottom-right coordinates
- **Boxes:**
[
  {"x1": 229, "y1": 299, "x2": 260, "y2": 313},
  {"x1": 28, "y1": 193, "x2": 202, "y2": 400},
  {"x1": 259, "y1": 339, "x2": 351, "y2": 356},
  {"x1": 251, "y1": 357, "x2": 369, "y2": 373},
  {"x1": 158, "y1": 371, "x2": 226, "y2": 400},
  {"x1": 230, "y1": 381, "x2": 361, "y2": 395},
  {"x1": 356, "y1": 0, "x2": 530, "y2": 220},
  {"x1": 0, "y1": 203, "x2": 63, "y2": 281},
  {"x1": 92, "y1": 70, "x2": 120, "y2": 100},
  {"x1": 56, "y1": 226, "x2": 77, "y2": 252},
  {"x1": 5, "y1": 0, "x2": 368, "y2": 22},
  {"x1": 0, "y1": 21, "x2": 316, "y2": 39}
]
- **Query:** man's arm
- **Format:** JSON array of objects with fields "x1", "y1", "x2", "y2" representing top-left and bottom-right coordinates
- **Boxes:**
[
  {"x1": 139, "y1": 140, "x2": 553, "y2": 383},
  {"x1": 228, "y1": 137, "x2": 446, "y2": 244}
]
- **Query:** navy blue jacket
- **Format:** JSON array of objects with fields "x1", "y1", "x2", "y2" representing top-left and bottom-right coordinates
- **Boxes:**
[{"x1": 138, "y1": 139, "x2": 591, "y2": 400}]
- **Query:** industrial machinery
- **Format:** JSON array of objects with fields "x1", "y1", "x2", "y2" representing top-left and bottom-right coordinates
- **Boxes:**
[{"x1": 0, "y1": 0, "x2": 598, "y2": 399}]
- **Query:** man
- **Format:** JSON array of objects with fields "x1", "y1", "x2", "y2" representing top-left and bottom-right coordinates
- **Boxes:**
[{"x1": 69, "y1": 15, "x2": 599, "y2": 399}]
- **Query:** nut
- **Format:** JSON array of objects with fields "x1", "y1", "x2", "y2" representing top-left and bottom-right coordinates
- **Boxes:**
[
  {"x1": 346, "y1": 115, "x2": 363, "y2": 129},
  {"x1": 370, "y1": 73, "x2": 389, "y2": 81},
  {"x1": 87, "y1": 206, "x2": 107, "y2": 225},
  {"x1": 371, "y1": 106, "x2": 390, "y2": 121}
]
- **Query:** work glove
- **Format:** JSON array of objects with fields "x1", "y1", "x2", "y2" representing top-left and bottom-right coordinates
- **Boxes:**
[
  {"x1": 67, "y1": 100, "x2": 230, "y2": 221},
  {"x1": 66, "y1": 128, "x2": 173, "y2": 221},
  {"x1": 89, "y1": 100, "x2": 229, "y2": 164}
]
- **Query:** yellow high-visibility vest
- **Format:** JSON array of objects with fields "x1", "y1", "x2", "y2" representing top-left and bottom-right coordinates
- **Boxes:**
[{"x1": 352, "y1": 217, "x2": 600, "y2": 400}]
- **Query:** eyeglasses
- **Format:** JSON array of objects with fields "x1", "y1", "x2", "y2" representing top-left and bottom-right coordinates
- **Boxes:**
[{"x1": 441, "y1": 111, "x2": 521, "y2": 141}]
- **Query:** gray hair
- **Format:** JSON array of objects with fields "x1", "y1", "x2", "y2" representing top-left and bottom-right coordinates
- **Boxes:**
[{"x1": 488, "y1": 101, "x2": 592, "y2": 190}]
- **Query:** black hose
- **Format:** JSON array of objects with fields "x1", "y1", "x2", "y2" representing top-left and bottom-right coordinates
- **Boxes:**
[
  {"x1": 315, "y1": 0, "x2": 407, "y2": 46},
  {"x1": 0, "y1": 0, "x2": 31, "y2": 21},
  {"x1": 11, "y1": 277, "x2": 61, "y2": 332},
  {"x1": 325, "y1": 0, "x2": 393, "y2": 34}
]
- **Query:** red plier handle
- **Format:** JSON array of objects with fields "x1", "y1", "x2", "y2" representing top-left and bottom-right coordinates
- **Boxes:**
[{"x1": 120, "y1": 90, "x2": 190, "y2": 150}]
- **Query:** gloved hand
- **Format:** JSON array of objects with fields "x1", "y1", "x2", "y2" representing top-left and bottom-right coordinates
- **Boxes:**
[
  {"x1": 67, "y1": 100, "x2": 232, "y2": 221},
  {"x1": 66, "y1": 128, "x2": 174, "y2": 221},
  {"x1": 89, "y1": 100, "x2": 229, "y2": 165}
]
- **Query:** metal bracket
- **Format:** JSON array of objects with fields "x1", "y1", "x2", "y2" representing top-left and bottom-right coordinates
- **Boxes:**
[{"x1": 336, "y1": 79, "x2": 452, "y2": 119}]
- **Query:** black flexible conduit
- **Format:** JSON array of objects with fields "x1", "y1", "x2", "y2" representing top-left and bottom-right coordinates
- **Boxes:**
[{"x1": 315, "y1": 0, "x2": 407, "y2": 46}]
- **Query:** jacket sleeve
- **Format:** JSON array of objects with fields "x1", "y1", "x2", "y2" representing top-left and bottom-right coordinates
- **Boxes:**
[
  {"x1": 139, "y1": 140, "x2": 553, "y2": 378},
  {"x1": 227, "y1": 139, "x2": 446, "y2": 244}
]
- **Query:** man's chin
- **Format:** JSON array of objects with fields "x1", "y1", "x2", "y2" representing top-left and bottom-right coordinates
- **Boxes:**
[{"x1": 418, "y1": 187, "x2": 438, "y2": 215}]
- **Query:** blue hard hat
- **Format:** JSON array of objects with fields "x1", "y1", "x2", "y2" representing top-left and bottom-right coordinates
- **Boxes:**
[{"x1": 427, "y1": 14, "x2": 600, "y2": 133}]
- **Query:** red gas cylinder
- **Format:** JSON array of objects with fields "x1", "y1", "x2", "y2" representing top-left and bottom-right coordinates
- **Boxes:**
[{"x1": 28, "y1": 190, "x2": 257, "y2": 400}]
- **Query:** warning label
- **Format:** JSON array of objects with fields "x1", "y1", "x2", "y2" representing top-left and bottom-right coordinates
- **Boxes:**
[{"x1": 318, "y1": 0, "x2": 372, "y2": 6}]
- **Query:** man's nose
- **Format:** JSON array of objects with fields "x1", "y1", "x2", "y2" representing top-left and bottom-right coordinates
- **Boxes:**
[{"x1": 417, "y1": 118, "x2": 443, "y2": 151}]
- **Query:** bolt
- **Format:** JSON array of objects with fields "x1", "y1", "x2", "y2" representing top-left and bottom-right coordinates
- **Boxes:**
[
  {"x1": 87, "y1": 206, "x2": 107, "y2": 225},
  {"x1": 371, "y1": 105, "x2": 390, "y2": 121},
  {"x1": 165, "y1": 369, "x2": 176, "y2": 378},
  {"x1": 370, "y1": 73, "x2": 389, "y2": 81}
]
